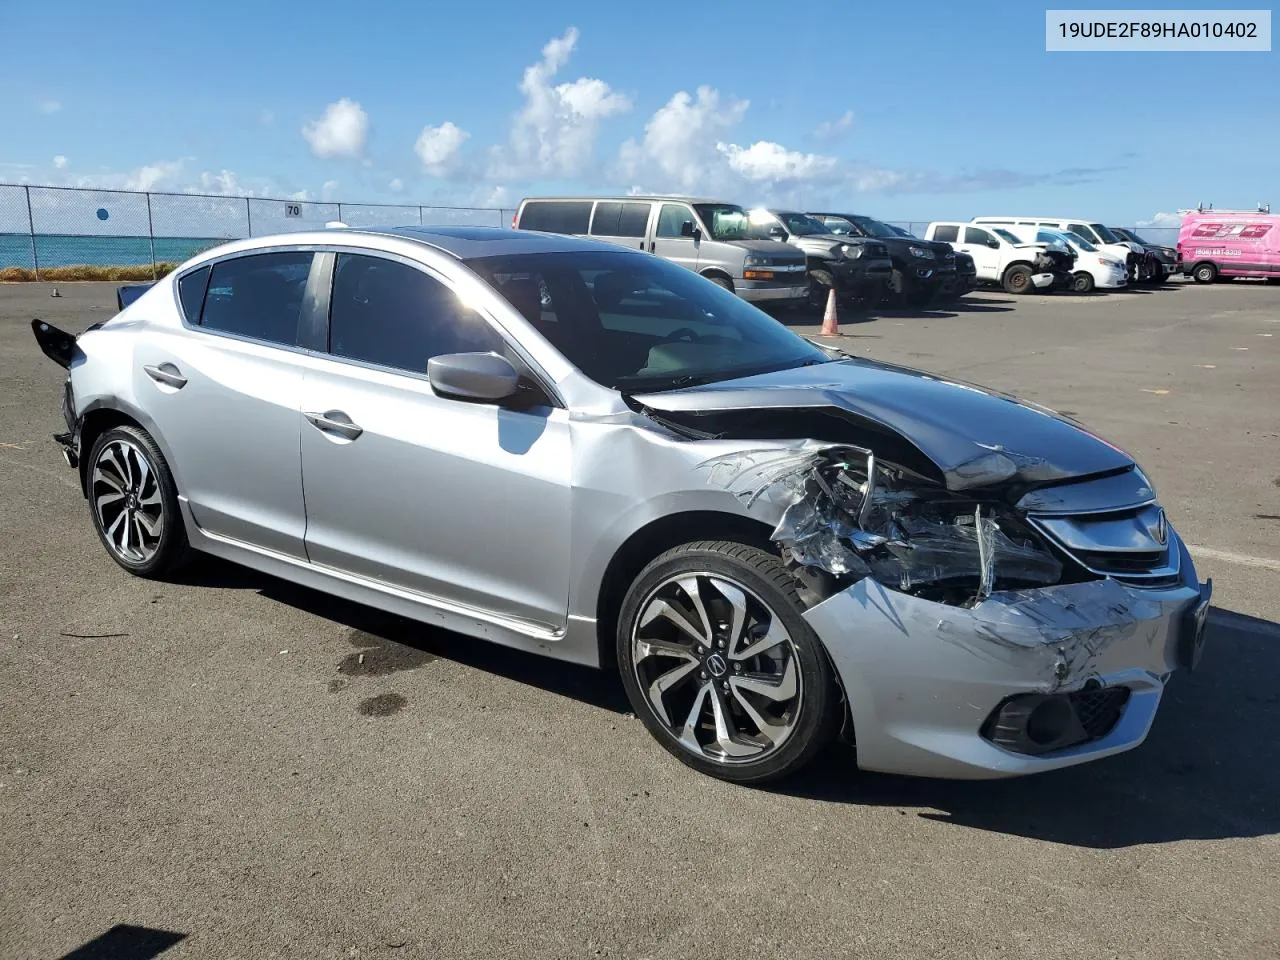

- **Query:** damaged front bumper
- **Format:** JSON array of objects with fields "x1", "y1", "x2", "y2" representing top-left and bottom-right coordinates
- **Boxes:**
[{"x1": 804, "y1": 535, "x2": 1211, "y2": 779}]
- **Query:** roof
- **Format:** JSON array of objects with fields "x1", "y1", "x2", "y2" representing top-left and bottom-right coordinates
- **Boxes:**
[
  {"x1": 517, "y1": 194, "x2": 727, "y2": 205},
  {"x1": 354, "y1": 225, "x2": 624, "y2": 259}
]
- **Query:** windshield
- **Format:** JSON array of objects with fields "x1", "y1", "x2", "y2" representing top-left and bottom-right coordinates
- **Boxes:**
[
  {"x1": 847, "y1": 215, "x2": 898, "y2": 239},
  {"x1": 465, "y1": 250, "x2": 830, "y2": 393},
  {"x1": 748, "y1": 210, "x2": 832, "y2": 237},
  {"x1": 993, "y1": 228, "x2": 1022, "y2": 244},
  {"x1": 691, "y1": 204, "x2": 753, "y2": 241},
  {"x1": 888, "y1": 224, "x2": 918, "y2": 239},
  {"x1": 1091, "y1": 223, "x2": 1122, "y2": 244},
  {"x1": 1062, "y1": 231, "x2": 1097, "y2": 252}
]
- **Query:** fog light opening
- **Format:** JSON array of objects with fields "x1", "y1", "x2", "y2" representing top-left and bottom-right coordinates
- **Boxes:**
[{"x1": 1025, "y1": 696, "x2": 1074, "y2": 746}]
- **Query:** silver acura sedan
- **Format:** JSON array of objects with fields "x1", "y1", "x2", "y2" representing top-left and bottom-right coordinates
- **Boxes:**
[{"x1": 32, "y1": 225, "x2": 1213, "y2": 784}]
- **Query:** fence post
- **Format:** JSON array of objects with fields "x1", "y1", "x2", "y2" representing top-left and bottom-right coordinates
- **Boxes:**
[
  {"x1": 418, "y1": 206, "x2": 424, "y2": 225},
  {"x1": 337, "y1": 202, "x2": 343, "y2": 223},
  {"x1": 245, "y1": 197, "x2": 253, "y2": 237},
  {"x1": 145, "y1": 192, "x2": 158, "y2": 280},
  {"x1": 24, "y1": 185, "x2": 40, "y2": 280}
]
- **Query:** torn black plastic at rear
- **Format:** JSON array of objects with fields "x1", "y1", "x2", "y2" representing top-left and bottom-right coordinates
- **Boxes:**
[{"x1": 31, "y1": 319, "x2": 79, "y2": 369}]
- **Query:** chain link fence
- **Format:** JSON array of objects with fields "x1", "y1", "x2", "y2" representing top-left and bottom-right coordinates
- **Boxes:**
[{"x1": 0, "y1": 183, "x2": 1179, "y2": 277}]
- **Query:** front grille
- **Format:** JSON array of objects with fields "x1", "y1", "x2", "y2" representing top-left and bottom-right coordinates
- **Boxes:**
[
  {"x1": 1069, "y1": 686, "x2": 1131, "y2": 739},
  {"x1": 865, "y1": 242, "x2": 888, "y2": 258}
]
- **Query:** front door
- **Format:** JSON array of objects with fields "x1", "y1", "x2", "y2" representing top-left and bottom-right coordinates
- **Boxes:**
[
  {"x1": 297, "y1": 250, "x2": 572, "y2": 632},
  {"x1": 958, "y1": 226, "x2": 1002, "y2": 280},
  {"x1": 650, "y1": 202, "x2": 701, "y2": 272},
  {"x1": 135, "y1": 250, "x2": 315, "y2": 558}
]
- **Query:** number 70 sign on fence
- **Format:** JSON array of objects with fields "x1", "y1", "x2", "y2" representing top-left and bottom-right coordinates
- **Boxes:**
[{"x1": 283, "y1": 203, "x2": 303, "y2": 218}]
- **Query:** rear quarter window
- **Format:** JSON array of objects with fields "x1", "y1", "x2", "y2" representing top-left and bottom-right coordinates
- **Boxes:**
[
  {"x1": 177, "y1": 266, "x2": 211, "y2": 324},
  {"x1": 519, "y1": 201, "x2": 593, "y2": 235}
]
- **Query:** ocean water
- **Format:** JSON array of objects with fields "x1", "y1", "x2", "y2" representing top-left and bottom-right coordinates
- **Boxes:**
[{"x1": 0, "y1": 234, "x2": 226, "y2": 270}]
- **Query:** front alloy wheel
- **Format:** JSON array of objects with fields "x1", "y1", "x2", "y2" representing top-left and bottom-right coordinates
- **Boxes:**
[{"x1": 618, "y1": 541, "x2": 840, "y2": 783}]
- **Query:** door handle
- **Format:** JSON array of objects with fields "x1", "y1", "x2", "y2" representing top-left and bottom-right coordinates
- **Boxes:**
[
  {"x1": 304, "y1": 410, "x2": 363, "y2": 440},
  {"x1": 143, "y1": 363, "x2": 187, "y2": 389}
]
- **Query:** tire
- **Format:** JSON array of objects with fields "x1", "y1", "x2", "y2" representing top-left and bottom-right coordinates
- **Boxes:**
[
  {"x1": 1001, "y1": 264, "x2": 1034, "y2": 294},
  {"x1": 807, "y1": 268, "x2": 835, "y2": 310},
  {"x1": 86, "y1": 424, "x2": 190, "y2": 578},
  {"x1": 1193, "y1": 262, "x2": 1217, "y2": 284},
  {"x1": 1072, "y1": 271, "x2": 1095, "y2": 293},
  {"x1": 617, "y1": 540, "x2": 841, "y2": 784},
  {"x1": 706, "y1": 275, "x2": 734, "y2": 294}
]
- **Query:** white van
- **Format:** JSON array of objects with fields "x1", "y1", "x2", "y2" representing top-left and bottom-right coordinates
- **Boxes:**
[
  {"x1": 969, "y1": 217, "x2": 1142, "y2": 280},
  {"x1": 1006, "y1": 226, "x2": 1127, "y2": 292},
  {"x1": 513, "y1": 196, "x2": 810, "y2": 306}
]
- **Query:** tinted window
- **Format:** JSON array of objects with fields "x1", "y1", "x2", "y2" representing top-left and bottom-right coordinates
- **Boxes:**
[
  {"x1": 467, "y1": 250, "x2": 829, "y2": 392},
  {"x1": 932, "y1": 225, "x2": 958, "y2": 242},
  {"x1": 591, "y1": 201, "x2": 651, "y2": 238},
  {"x1": 964, "y1": 227, "x2": 995, "y2": 245},
  {"x1": 1069, "y1": 223, "x2": 1097, "y2": 243},
  {"x1": 200, "y1": 252, "x2": 313, "y2": 345},
  {"x1": 656, "y1": 204, "x2": 695, "y2": 239},
  {"x1": 177, "y1": 265, "x2": 211, "y2": 323},
  {"x1": 518, "y1": 201, "x2": 592, "y2": 235},
  {"x1": 327, "y1": 254, "x2": 503, "y2": 374}
]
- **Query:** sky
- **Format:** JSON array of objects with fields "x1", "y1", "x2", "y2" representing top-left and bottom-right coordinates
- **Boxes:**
[{"x1": 3, "y1": 0, "x2": 1277, "y2": 228}]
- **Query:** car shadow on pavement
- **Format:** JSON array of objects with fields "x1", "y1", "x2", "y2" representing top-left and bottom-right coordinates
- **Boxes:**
[
  {"x1": 57, "y1": 924, "x2": 186, "y2": 959},
  {"x1": 178, "y1": 557, "x2": 632, "y2": 715},
  {"x1": 774, "y1": 605, "x2": 1280, "y2": 848}
]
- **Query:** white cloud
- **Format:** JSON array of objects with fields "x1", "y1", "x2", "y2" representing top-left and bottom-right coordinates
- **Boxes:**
[
  {"x1": 302, "y1": 98, "x2": 369, "y2": 160},
  {"x1": 490, "y1": 27, "x2": 631, "y2": 179},
  {"x1": 617, "y1": 86, "x2": 749, "y2": 193},
  {"x1": 475, "y1": 185, "x2": 510, "y2": 208},
  {"x1": 388, "y1": 177, "x2": 404, "y2": 192},
  {"x1": 197, "y1": 169, "x2": 243, "y2": 195},
  {"x1": 322, "y1": 179, "x2": 340, "y2": 201},
  {"x1": 125, "y1": 159, "x2": 188, "y2": 192},
  {"x1": 52, "y1": 155, "x2": 68, "y2": 170},
  {"x1": 289, "y1": 189, "x2": 312, "y2": 201},
  {"x1": 415, "y1": 121, "x2": 470, "y2": 176},
  {"x1": 717, "y1": 141, "x2": 838, "y2": 182},
  {"x1": 813, "y1": 110, "x2": 854, "y2": 140},
  {"x1": 37, "y1": 99, "x2": 62, "y2": 115},
  {"x1": 1136, "y1": 211, "x2": 1184, "y2": 228}
]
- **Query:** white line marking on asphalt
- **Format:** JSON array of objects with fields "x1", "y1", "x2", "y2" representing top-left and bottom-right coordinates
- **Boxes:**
[{"x1": 1188, "y1": 546, "x2": 1280, "y2": 572}]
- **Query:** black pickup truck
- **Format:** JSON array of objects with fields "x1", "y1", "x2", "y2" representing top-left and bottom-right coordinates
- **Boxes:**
[{"x1": 809, "y1": 212, "x2": 957, "y2": 306}]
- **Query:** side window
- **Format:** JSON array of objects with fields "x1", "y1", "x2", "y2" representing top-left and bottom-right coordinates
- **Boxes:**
[
  {"x1": 328, "y1": 254, "x2": 503, "y2": 374},
  {"x1": 590, "y1": 202, "x2": 623, "y2": 236},
  {"x1": 656, "y1": 204, "x2": 695, "y2": 239},
  {"x1": 932, "y1": 224, "x2": 958, "y2": 243},
  {"x1": 963, "y1": 227, "x2": 995, "y2": 246},
  {"x1": 177, "y1": 265, "x2": 211, "y2": 324},
  {"x1": 616, "y1": 202, "x2": 652, "y2": 238},
  {"x1": 1069, "y1": 223, "x2": 1096, "y2": 243},
  {"x1": 519, "y1": 201, "x2": 592, "y2": 235},
  {"x1": 200, "y1": 252, "x2": 313, "y2": 345}
]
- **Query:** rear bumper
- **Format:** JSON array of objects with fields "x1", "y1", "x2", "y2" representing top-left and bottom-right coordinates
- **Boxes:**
[{"x1": 804, "y1": 533, "x2": 1212, "y2": 779}]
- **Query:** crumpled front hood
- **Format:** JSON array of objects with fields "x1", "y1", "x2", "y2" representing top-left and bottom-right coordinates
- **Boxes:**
[
  {"x1": 727, "y1": 238, "x2": 807, "y2": 262},
  {"x1": 633, "y1": 358, "x2": 1135, "y2": 490}
]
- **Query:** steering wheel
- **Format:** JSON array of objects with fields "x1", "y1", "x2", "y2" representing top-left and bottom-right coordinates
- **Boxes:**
[{"x1": 658, "y1": 327, "x2": 702, "y2": 344}]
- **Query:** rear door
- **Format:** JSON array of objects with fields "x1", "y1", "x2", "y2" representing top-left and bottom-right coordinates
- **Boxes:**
[
  {"x1": 136, "y1": 250, "x2": 316, "y2": 558},
  {"x1": 650, "y1": 202, "x2": 701, "y2": 272},
  {"x1": 296, "y1": 249, "x2": 572, "y2": 632},
  {"x1": 589, "y1": 200, "x2": 654, "y2": 252}
]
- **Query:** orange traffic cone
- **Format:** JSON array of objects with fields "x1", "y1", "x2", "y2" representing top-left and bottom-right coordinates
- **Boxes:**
[{"x1": 820, "y1": 286, "x2": 840, "y2": 336}]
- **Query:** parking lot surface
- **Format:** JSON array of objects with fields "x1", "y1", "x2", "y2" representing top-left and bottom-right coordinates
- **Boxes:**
[{"x1": 2, "y1": 280, "x2": 1277, "y2": 959}]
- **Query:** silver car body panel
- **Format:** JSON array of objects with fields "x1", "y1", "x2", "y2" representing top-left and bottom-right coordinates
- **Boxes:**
[{"x1": 59, "y1": 226, "x2": 1210, "y2": 778}]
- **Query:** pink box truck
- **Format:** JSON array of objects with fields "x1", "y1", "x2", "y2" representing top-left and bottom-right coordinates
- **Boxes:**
[{"x1": 1178, "y1": 206, "x2": 1280, "y2": 283}]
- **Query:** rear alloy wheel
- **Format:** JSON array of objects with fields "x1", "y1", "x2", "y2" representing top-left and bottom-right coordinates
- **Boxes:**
[
  {"x1": 1072, "y1": 271, "x2": 1095, "y2": 293},
  {"x1": 1193, "y1": 262, "x2": 1217, "y2": 284},
  {"x1": 618, "y1": 541, "x2": 840, "y2": 783},
  {"x1": 1002, "y1": 264, "x2": 1034, "y2": 294},
  {"x1": 87, "y1": 425, "x2": 189, "y2": 578}
]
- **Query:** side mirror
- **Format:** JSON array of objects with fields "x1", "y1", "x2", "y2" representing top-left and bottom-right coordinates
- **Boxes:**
[
  {"x1": 427, "y1": 352, "x2": 520, "y2": 403},
  {"x1": 768, "y1": 225, "x2": 788, "y2": 240},
  {"x1": 987, "y1": 238, "x2": 1000, "y2": 249},
  {"x1": 679, "y1": 220, "x2": 702, "y2": 240}
]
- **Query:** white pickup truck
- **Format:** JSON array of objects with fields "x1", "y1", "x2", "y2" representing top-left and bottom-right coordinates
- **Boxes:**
[{"x1": 924, "y1": 222, "x2": 1077, "y2": 294}]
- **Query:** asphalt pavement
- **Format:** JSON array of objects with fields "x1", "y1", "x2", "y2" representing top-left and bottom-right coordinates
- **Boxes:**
[{"x1": 1, "y1": 279, "x2": 1277, "y2": 960}]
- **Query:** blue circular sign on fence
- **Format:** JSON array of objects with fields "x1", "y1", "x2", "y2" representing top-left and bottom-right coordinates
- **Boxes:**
[{"x1": 96, "y1": 208, "x2": 109, "y2": 221}]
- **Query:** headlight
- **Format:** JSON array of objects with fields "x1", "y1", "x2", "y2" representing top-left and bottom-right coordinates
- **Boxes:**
[
  {"x1": 908, "y1": 246, "x2": 936, "y2": 260},
  {"x1": 1101, "y1": 257, "x2": 1123, "y2": 268},
  {"x1": 743, "y1": 255, "x2": 768, "y2": 266},
  {"x1": 840, "y1": 244, "x2": 863, "y2": 259}
]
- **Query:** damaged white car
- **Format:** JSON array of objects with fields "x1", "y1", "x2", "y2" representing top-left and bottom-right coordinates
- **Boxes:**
[{"x1": 33, "y1": 227, "x2": 1212, "y2": 784}]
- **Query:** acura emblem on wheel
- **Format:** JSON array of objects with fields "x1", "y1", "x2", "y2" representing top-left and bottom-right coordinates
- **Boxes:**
[{"x1": 705, "y1": 652, "x2": 728, "y2": 677}]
